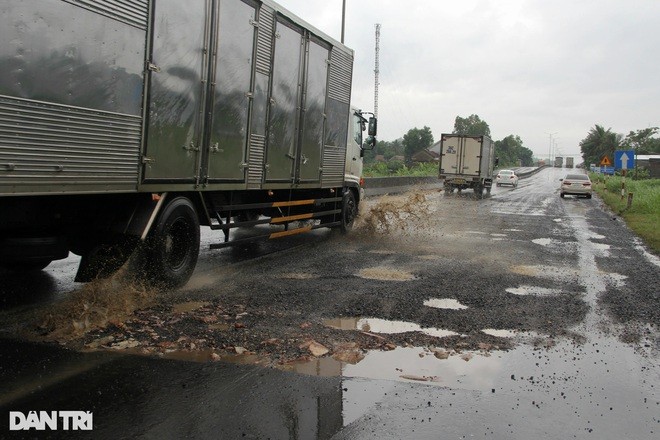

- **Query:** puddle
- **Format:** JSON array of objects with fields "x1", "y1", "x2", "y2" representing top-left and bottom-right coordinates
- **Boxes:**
[
  {"x1": 418, "y1": 255, "x2": 439, "y2": 261},
  {"x1": 505, "y1": 285, "x2": 563, "y2": 296},
  {"x1": 482, "y1": 329, "x2": 518, "y2": 338},
  {"x1": 356, "y1": 267, "x2": 417, "y2": 281},
  {"x1": 114, "y1": 347, "x2": 266, "y2": 365},
  {"x1": 172, "y1": 301, "x2": 211, "y2": 314},
  {"x1": 553, "y1": 218, "x2": 563, "y2": 223},
  {"x1": 509, "y1": 265, "x2": 580, "y2": 281},
  {"x1": 490, "y1": 233, "x2": 508, "y2": 238},
  {"x1": 324, "y1": 317, "x2": 460, "y2": 339},
  {"x1": 284, "y1": 346, "x2": 500, "y2": 390},
  {"x1": 276, "y1": 273, "x2": 317, "y2": 280},
  {"x1": 423, "y1": 298, "x2": 469, "y2": 310},
  {"x1": 590, "y1": 242, "x2": 611, "y2": 252},
  {"x1": 532, "y1": 238, "x2": 553, "y2": 246}
]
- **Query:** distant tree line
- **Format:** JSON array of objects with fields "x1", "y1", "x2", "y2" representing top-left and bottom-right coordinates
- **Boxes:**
[
  {"x1": 364, "y1": 114, "x2": 534, "y2": 167},
  {"x1": 580, "y1": 125, "x2": 660, "y2": 168}
]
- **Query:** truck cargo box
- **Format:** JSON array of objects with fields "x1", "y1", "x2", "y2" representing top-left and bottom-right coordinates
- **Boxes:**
[{"x1": 438, "y1": 134, "x2": 495, "y2": 198}]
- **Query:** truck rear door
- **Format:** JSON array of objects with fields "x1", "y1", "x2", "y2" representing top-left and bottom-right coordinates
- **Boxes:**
[
  {"x1": 205, "y1": 0, "x2": 256, "y2": 183},
  {"x1": 296, "y1": 37, "x2": 329, "y2": 184},
  {"x1": 142, "y1": 0, "x2": 208, "y2": 182},
  {"x1": 440, "y1": 135, "x2": 461, "y2": 175},
  {"x1": 264, "y1": 19, "x2": 303, "y2": 183},
  {"x1": 460, "y1": 136, "x2": 482, "y2": 177}
]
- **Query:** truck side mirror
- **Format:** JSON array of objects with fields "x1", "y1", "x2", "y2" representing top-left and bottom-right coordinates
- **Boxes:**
[
  {"x1": 368, "y1": 117, "x2": 377, "y2": 136},
  {"x1": 363, "y1": 136, "x2": 376, "y2": 150}
]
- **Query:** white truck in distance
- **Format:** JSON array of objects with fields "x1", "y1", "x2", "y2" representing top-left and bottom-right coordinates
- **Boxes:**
[{"x1": 438, "y1": 134, "x2": 497, "y2": 198}]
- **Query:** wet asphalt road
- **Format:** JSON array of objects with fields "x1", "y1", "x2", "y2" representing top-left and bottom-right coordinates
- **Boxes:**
[{"x1": 1, "y1": 167, "x2": 659, "y2": 439}]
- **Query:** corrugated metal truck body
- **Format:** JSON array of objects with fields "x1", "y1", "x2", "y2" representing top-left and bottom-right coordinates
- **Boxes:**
[
  {"x1": 0, "y1": 0, "x2": 376, "y2": 287},
  {"x1": 438, "y1": 134, "x2": 495, "y2": 198}
]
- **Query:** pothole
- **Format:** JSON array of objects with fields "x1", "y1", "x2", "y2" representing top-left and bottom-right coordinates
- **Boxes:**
[
  {"x1": 532, "y1": 238, "x2": 554, "y2": 246},
  {"x1": 324, "y1": 317, "x2": 460, "y2": 339},
  {"x1": 505, "y1": 286, "x2": 563, "y2": 296},
  {"x1": 276, "y1": 273, "x2": 317, "y2": 280},
  {"x1": 423, "y1": 298, "x2": 469, "y2": 310},
  {"x1": 281, "y1": 346, "x2": 500, "y2": 390},
  {"x1": 482, "y1": 329, "x2": 517, "y2": 338},
  {"x1": 356, "y1": 267, "x2": 417, "y2": 281}
]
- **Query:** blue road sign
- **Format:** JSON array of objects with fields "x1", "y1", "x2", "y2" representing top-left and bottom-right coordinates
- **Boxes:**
[
  {"x1": 599, "y1": 166, "x2": 615, "y2": 175},
  {"x1": 614, "y1": 150, "x2": 635, "y2": 170}
]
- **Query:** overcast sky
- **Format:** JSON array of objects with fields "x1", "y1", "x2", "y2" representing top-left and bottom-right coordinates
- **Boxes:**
[{"x1": 275, "y1": 0, "x2": 660, "y2": 161}]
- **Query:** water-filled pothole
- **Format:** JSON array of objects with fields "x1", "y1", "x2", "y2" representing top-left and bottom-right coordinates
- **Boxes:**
[
  {"x1": 532, "y1": 238, "x2": 554, "y2": 247},
  {"x1": 276, "y1": 273, "x2": 318, "y2": 280},
  {"x1": 423, "y1": 298, "x2": 469, "y2": 310},
  {"x1": 324, "y1": 317, "x2": 459, "y2": 338},
  {"x1": 505, "y1": 286, "x2": 562, "y2": 296},
  {"x1": 281, "y1": 346, "x2": 500, "y2": 389},
  {"x1": 482, "y1": 329, "x2": 517, "y2": 338}
]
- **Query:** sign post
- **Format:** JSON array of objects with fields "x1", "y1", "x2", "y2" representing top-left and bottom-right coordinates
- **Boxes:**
[{"x1": 614, "y1": 151, "x2": 635, "y2": 200}]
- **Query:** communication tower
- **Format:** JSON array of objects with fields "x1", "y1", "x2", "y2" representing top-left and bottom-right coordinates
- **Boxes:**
[{"x1": 374, "y1": 23, "x2": 381, "y2": 118}]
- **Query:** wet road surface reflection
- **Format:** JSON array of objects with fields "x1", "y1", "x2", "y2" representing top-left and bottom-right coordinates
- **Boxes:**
[{"x1": 1, "y1": 167, "x2": 658, "y2": 439}]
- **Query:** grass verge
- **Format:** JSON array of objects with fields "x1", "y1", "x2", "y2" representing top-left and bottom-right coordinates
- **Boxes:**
[{"x1": 589, "y1": 173, "x2": 660, "y2": 254}]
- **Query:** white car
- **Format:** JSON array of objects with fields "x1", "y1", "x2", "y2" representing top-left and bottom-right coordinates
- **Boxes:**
[
  {"x1": 560, "y1": 174, "x2": 592, "y2": 198},
  {"x1": 495, "y1": 169, "x2": 519, "y2": 187}
]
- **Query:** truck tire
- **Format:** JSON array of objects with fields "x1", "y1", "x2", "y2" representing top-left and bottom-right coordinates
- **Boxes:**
[
  {"x1": 474, "y1": 184, "x2": 484, "y2": 199},
  {"x1": 340, "y1": 190, "x2": 357, "y2": 233},
  {"x1": 143, "y1": 197, "x2": 200, "y2": 289}
]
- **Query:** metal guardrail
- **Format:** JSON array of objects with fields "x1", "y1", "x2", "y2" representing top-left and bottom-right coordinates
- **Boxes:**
[{"x1": 362, "y1": 166, "x2": 547, "y2": 193}]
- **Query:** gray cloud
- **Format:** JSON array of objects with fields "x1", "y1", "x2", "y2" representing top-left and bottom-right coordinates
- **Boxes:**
[{"x1": 276, "y1": 0, "x2": 660, "y2": 160}]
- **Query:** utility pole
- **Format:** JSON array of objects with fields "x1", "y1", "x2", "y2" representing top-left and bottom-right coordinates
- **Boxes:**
[
  {"x1": 374, "y1": 23, "x2": 381, "y2": 118},
  {"x1": 545, "y1": 132, "x2": 557, "y2": 164},
  {"x1": 341, "y1": 0, "x2": 346, "y2": 43}
]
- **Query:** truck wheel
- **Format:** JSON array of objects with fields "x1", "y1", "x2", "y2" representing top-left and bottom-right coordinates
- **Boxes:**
[
  {"x1": 144, "y1": 197, "x2": 200, "y2": 288},
  {"x1": 474, "y1": 185, "x2": 484, "y2": 199},
  {"x1": 340, "y1": 190, "x2": 357, "y2": 233}
]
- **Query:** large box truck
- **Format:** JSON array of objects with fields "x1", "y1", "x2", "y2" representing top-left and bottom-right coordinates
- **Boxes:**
[
  {"x1": 0, "y1": 0, "x2": 376, "y2": 288},
  {"x1": 438, "y1": 134, "x2": 496, "y2": 198}
]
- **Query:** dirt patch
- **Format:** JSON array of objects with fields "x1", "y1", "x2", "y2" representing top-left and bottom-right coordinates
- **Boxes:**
[{"x1": 356, "y1": 267, "x2": 417, "y2": 281}]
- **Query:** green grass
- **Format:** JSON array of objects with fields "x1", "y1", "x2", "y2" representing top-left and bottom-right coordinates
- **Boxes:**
[
  {"x1": 363, "y1": 162, "x2": 438, "y2": 177},
  {"x1": 589, "y1": 173, "x2": 660, "y2": 254}
]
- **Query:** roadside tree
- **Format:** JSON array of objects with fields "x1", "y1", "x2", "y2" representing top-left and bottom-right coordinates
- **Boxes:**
[
  {"x1": 453, "y1": 114, "x2": 491, "y2": 137},
  {"x1": 402, "y1": 127, "x2": 433, "y2": 164},
  {"x1": 580, "y1": 125, "x2": 622, "y2": 167}
]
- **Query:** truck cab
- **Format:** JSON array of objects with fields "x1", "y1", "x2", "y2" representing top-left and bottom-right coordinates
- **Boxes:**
[{"x1": 345, "y1": 108, "x2": 376, "y2": 196}]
